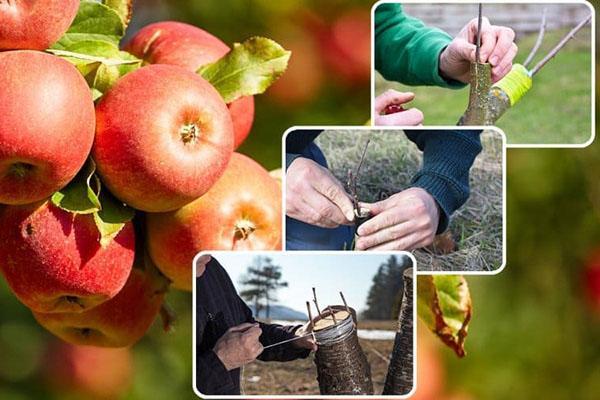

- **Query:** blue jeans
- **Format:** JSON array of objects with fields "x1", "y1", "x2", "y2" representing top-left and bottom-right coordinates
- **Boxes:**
[{"x1": 286, "y1": 142, "x2": 354, "y2": 250}]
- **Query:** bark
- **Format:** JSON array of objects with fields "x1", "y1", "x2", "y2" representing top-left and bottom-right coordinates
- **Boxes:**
[
  {"x1": 458, "y1": 62, "x2": 492, "y2": 125},
  {"x1": 485, "y1": 87, "x2": 512, "y2": 125},
  {"x1": 312, "y1": 306, "x2": 373, "y2": 395},
  {"x1": 382, "y1": 268, "x2": 414, "y2": 395}
]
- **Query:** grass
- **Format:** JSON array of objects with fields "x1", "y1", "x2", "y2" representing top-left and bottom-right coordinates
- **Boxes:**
[
  {"x1": 241, "y1": 338, "x2": 394, "y2": 395},
  {"x1": 375, "y1": 27, "x2": 592, "y2": 145},
  {"x1": 316, "y1": 129, "x2": 503, "y2": 272}
]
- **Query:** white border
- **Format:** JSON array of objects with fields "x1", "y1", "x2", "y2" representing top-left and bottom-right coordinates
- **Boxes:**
[
  {"x1": 192, "y1": 250, "x2": 418, "y2": 399},
  {"x1": 370, "y1": 0, "x2": 596, "y2": 148},
  {"x1": 281, "y1": 126, "x2": 507, "y2": 276}
]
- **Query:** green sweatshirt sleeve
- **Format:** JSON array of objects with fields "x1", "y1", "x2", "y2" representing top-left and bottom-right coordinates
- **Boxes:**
[{"x1": 375, "y1": 3, "x2": 465, "y2": 88}]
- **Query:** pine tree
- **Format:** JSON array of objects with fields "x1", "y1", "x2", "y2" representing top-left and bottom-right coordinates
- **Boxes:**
[
  {"x1": 362, "y1": 255, "x2": 411, "y2": 320},
  {"x1": 239, "y1": 257, "x2": 288, "y2": 319}
]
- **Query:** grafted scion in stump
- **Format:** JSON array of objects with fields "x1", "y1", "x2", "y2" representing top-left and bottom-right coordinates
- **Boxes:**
[
  {"x1": 308, "y1": 290, "x2": 373, "y2": 395},
  {"x1": 459, "y1": 4, "x2": 591, "y2": 126},
  {"x1": 458, "y1": 62, "x2": 492, "y2": 125},
  {"x1": 383, "y1": 268, "x2": 414, "y2": 395}
]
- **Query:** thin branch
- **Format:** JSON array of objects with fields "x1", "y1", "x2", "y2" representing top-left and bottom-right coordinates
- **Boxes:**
[
  {"x1": 531, "y1": 14, "x2": 591, "y2": 76},
  {"x1": 347, "y1": 138, "x2": 371, "y2": 213},
  {"x1": 523, "y1": 7, "x2": 547, "y2": 67},
  {"x1": 475, "y1": 3, "x2": 483, "y2": 63}
]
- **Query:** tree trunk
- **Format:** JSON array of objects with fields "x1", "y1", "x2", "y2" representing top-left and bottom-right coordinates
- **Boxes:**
[
  {"x1": 382, "y1": 268, "x2": 414, "y2": 395},
  {"x1": 312, "y1": 306, "x2": 373, "y2": 395},
  {"x1": 458, "y1": 62, "x2": 492, "y2": 125}
]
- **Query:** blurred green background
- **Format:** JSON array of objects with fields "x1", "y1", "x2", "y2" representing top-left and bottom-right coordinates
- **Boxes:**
[{"x1": 1, "y1": 1, "x2": 600, "y2": 399}]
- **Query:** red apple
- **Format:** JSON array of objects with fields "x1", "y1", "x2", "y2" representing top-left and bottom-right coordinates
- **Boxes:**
[
  {"x1": 0, "y1": 0, "x2": 79, "y2": 50},
  {"x1": 584, "y1": 248, "x2": 600, "y2": 313},
  {"x1": 0, "y1": 50, "x2": 96, "y2": 205},
  {"x1": 412, "y1": 326, "x2": 445, "y2": 400},
  {"x1": 0, "y1": 201, "x2": 135, "y2": 313},
  {"x1": 316, "y1": 9, "x2": 371, "y2": 85},
  {"x1": 93, "y1": 64, "x2": 234, "y2": 212},
  {"x1": 125, "y1": 21, "x2": 255, "y2": 148},
  {"x1": 33, "y1": 264, "x2": 168, "y2": 347},
  {"x1": 41, "y1": 340, "x2": 133, "y2": 400},
  {"x1": 146, "y1": 153, "x2": 282, "y2": 290},
  {"x1": 384, "y1": 104, "x2": 406, "y2": 115},
  {"x1": 268, "y1": 26, "x2": 324, "y2": 105}
]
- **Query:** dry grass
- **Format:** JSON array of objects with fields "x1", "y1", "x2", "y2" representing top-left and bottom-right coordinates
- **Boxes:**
[
  {"x1": 316, "y1": 129, "x2": 503, "y2": 272},
  {"x1": 241, "y1": 338, "x2": 395, "y2": 396}
]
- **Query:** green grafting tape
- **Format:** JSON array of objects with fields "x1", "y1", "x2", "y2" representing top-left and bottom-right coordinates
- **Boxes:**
[{"x1": 492, "y1": 64, "x2": 532, "y2": 106}]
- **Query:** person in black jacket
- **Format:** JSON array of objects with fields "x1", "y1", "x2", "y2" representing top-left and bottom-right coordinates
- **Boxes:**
[
  {"x1": 286, "y1": 129, "x2": 482, "y2": 250},
  {"x1": 195, "y1": 255, "x2": 315, "y2": 395}
]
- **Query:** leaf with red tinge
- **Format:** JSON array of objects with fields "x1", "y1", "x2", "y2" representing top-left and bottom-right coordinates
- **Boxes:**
[{"x1": 417, "y1": 275, "x2": 472, "y2": 357}]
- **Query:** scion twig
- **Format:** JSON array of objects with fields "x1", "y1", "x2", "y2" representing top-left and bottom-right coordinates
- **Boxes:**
[
  {"x1": 531, "y1": 14, "x2": 591, "y2": 76},
  {"x1": 475, "y1": 3, "x2": 483, "y2": 63},
  {"x1": 347, "y1": 138, "x2": 371, "y2": 213},
  {"x1": 312, "y1": 287, "x2": 321, "y2": 314},
  {"x1": 523, "y1": 8, "x2": 547, "y2": 67}
]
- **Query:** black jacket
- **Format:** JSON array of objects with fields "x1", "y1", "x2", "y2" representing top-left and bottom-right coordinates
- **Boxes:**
[{"x1": 195, "y1": 258, "x2": 310, "y2": 395}]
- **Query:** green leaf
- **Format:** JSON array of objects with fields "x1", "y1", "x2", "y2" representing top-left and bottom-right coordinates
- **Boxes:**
[
  {"x1": 47, "y1": 41, "x2": 141, "y2": 97},
  {"x1": 51, "y1": 160, "x2": 101, "y2": 214},
  {"x1": 198, "y1": 37, "x2": 291, "y2": 103},
  {"x1": 93, "y1": 190, "x2": 135, "y2": 247},
  {"x1": 53, "y1": 0, "x2": 126, "y2": 49},
  {"x1": 417, "y1": 275, "x2": 472, "y2": 357},
  {"x1": 102, "y1": 0, "x2": 133, "y2": 27}
]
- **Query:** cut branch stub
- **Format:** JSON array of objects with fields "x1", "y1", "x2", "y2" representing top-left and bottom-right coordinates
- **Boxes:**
[
  {"x1": 487, "y1": 63, "x2": 532, "y2": 124},
  {"x1": 458, "y1": 62, "x2": 492, "y2": 125},
  {"x1": 383, "y1": 268, "x2": 414, "y2": 395}
]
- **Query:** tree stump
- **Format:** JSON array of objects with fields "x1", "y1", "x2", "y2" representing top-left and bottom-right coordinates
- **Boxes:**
[
  {"x1": 311, "y1": 306, "x2": 374, "y2": 395},
  {"x1": 382, "y1": 268, "x2": 414, "y2": 395},
  {"x1": 458, "y1": 62, "x2": 492, "y2": 125}
]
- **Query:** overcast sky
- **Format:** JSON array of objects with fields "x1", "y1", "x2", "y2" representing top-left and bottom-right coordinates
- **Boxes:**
[{"x1": 204, "y1": 252, "x2": 411, "y2": 316}]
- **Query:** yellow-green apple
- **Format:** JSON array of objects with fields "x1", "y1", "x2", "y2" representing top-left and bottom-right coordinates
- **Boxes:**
[
  {"x1": 0, "y1": 0, "x2": 79, "y2": 50},
  {"x1": 41, "y1": 340, "x2": 133, "y2": 400},
  {"x1": 0, "y1": 201, "x2": 135, "y2": 313},
  {"x1": 124, "y1": 21, "x2": 255, "y2": 148},
  {"x1": 93, "y1": 64, "x2": 234, "y2": 212},
  {"x1": 146, "y1": 153, "x2": 282, "y2": 290},
  {"x1": 33, "y1": 262, "x2": 168, "y2": 347},
  {"x1": 0, "y1": 51, "x2": 96, "y2": 205}
]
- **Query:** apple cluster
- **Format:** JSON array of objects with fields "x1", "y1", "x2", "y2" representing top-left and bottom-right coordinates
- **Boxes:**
[{"x1": 0, "y1": 0, "x2": 282, "y2": 347}]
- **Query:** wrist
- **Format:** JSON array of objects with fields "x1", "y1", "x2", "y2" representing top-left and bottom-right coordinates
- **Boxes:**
[
  {"x1": 213, "y1": 346, "x2": 234, "y2": 371},
  {"x1": 438, "y1": 46, "x2": 452, "y2": 81}
]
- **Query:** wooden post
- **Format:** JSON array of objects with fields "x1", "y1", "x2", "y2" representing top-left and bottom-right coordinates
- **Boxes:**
[{"x1": 383, "y1": 268, "x2": 414, "y2": 395}]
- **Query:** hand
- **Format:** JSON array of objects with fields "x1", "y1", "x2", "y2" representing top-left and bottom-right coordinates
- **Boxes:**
[
  {"x1": 213, "y1": 323, "x2": 263, "y2": 371},
  {"x1": 355, "y1": 188, "x2": 440, "y2": 251},
  {"x1": 195, "y1": 254, "x2": 212, "y2": 277},
  {"x1": 439, "y1": 17, "x2": 517, "y2": 83},
  {"x1": 293, "y1": 323, "x2": 317, "y2": 352},
  {"x1": 286, "y1": 157, "x2": 355, "y2": 228},
  {"x1": 374, "y1": 89, "x2": 424, "y2": 126}
]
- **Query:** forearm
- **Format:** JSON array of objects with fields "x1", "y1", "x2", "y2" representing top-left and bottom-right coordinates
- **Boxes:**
[
  {"x1": 405, "y1": 129, "x2": 482, "y2": 233},
  {"x1": 257, "y1": 323, "x2": 310, "y2": 362},
  {"x1": 374, "y1": 4, "x2": 463, "y2": 88}
]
